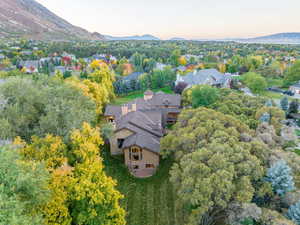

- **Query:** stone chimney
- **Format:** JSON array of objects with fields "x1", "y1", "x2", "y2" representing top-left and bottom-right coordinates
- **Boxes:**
[
  {"x1": 131, "y1": 103, "x2": 137, "y2": 112},
  {"x1": 144, "y1": 90, "x2": 154, "y2": 101},
  {"x1": 121, "y1": 104, "x2": 128, "y2": 116}
]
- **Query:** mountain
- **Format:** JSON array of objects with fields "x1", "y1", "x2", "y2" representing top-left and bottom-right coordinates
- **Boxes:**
[
  {"x1": 169, "y1": 37, "x2": 186, "y2": 41},
  {"x1": 241, "y1": 33, "x2": 300, "y2": 44},
  {"x1": 0, "y1": 0, "x2": 105, "y2": 40},
  {"x1": 105, "y1": 34, "x2": 160, "y2": 41}
]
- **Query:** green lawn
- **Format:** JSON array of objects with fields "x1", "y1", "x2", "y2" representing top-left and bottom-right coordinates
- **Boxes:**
[
  {"x1": 102, "y1": 146, "x2": 186, "y2": 225},
  {"x1": 265, "y1": 78, "x2": 284, "y2": 87},
  {"x1": 113, "y1": 87, "x2": 174, "y2": 105},
  {"x1": 260, "y1": 91, "x2": 283, "y2": 99}
]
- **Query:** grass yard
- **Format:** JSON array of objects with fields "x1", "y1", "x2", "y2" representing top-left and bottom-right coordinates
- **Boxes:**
[
  {"x1": 265, "y1": 78, "x2": 284, "y2": 87},
  {"x1": 102, "y1": 146, "x2": 186, "y2": 225},
  {"x1": 113, "y1": 87, "x2": 174, "y2": 105},
  {"x1": 260, "y1": 91, "x2": 283, "y2": 99}
]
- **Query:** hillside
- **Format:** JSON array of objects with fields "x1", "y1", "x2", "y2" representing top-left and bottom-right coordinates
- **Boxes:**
[
  {"x1": 0, "y1": 0, "x2": 105, "y2": 41},
  {"x1": 242, "y1": 32, "x2": 300, "y2": 44},
  {"x1": 105, "y1": 34, "x2": 160, "y2": 41}
]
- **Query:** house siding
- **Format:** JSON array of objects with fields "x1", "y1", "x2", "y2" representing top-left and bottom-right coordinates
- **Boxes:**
[
  {"x1": 110, "y1": 129, "x2": 134, "y2": 155},
  {"x1": 124, "y1": 146, "x2": 159, "y2": 170}
]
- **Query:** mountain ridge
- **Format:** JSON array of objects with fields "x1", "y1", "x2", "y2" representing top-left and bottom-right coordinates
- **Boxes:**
[
  {"x1": 104, "y1": 34, "x2": 160, "y2": 41},
  {"x1": 0, "y1": 0, "x2": 105, "y2": 41}
]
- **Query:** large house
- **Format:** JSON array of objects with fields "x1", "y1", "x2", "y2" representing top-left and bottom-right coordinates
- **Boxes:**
[
  {"x1": 175, "y1": 68, "x2": 231, "y2": 89},
  {"x1": 289, "y1": 82, "x2": 300, "y2": 94},
  {"x1": 104, "y1": 90, "x2": 181, "y2": 177},
  {"x1": 19, "y1": 60, "x2": 39, "y2": 73}
]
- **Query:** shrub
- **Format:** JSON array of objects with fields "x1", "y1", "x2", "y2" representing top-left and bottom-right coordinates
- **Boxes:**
[
  {"x1": 265, "y1": 160, "x2": 295, "y2": 196},
  {"x1": 287, "y1": 201, "x2": 300, "y2": 225}
]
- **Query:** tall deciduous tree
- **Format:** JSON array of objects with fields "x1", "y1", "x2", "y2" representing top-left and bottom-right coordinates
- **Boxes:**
[
  {"x1": 0, "y1": 146, "x2": 50, "y2": 225},
  {"x1": 284, "y1": 60, "x2": 300, "y2": 86},
  {"x1": 70, "y1": 123, "x2": 126, "y2": 225},
  {"x1": 161, "y1": 108, "x2": 267, "y2": 225},
  {"x1": 242, "y1": 72, "x2": 267, "y2": 94}
]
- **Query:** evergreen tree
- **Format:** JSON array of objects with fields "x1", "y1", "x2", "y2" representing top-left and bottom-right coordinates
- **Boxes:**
[
  {"x1": 288, "y1": 100, "x2": 299, "y2": 115},
  {"x1": 280, "y1": 97, "x2": 289, "y2": 111},
  {"x1": 287, "y1": 201, "x2": 300, "y2": 225},
  {"x1": 259, "y1": 112, "x2": 270, "y2": 123},
  {"x1": 265, "y1": 160, "x2": 295, "y2": 196},
  {"x1": 265, "y1": 99, "x2": 273, "y2": 107}
]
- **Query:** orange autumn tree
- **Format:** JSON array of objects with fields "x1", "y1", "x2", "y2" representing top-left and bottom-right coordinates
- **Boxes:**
[{"x1": 69, "y1": 122, "x2": 126, "y2": 225}]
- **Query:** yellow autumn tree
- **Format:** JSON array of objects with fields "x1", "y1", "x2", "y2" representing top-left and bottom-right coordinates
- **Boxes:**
[
  {"x1": 90, "y1": 59, "x2": 104, "y2": 70},
  {"x1": 88, "y1": 63, "x2": 115, "y2": 100},
  {"x1": 70, "y1": 122, "x2": 126, "y2": 225},
  {"x1": 19, "y1": 135, "x2": 67, "y2": 171},
  {"x1": 15, "y1": 135, "x2": 73, "y2": 225},
  {"x1": 66, "y1": 77, "x2": 109, "y2": 115},
  {"x1": 218, "y1": 63, "x2": 226, "y2": 73},
  {"x1": 178, "y1": 56, "x2": 187, "y2": 66}
]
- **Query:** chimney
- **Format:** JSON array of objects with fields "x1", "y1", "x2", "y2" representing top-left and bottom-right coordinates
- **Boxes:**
[
  {"x1": 121, "y1": 104, "x2": 128, "y2": 116},
  {"x1": 132, "y1": 103, "x2": 137, "y2": 112},
  {"x1": 144, "y1": 90, "x2": 154, "y2": 101}
]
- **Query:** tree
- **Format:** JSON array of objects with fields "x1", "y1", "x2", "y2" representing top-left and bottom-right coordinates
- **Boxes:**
[
  {"x1": 169, "y1": 49, "x2": 181, "y2": 67},
  {"x1": 0, "y1": 146, "x2": 50, "y2": 225},
  {"x1": 191, "y1": 85, "x2": 220, "y2": 108},
  {"x1": 211, "y1": 89, "x2": 266, "y2": 129},
  {"x1": 284, "y1": 60, "x2": 300, "y2": 86},
  {"x1": 174, "y1": 82, "x2": 188, "y2": 94},
  {"x1": 131, "y1": 52, "x2": 145, "y2": 72},
  {"x1": 255, "y1": 106, "x2": 285, "y2": 134},
  {"x1": 69, "y1": 123, "x2": 126, "y2": 225},
  {"x1": 265, "y1": 160, "x2": 295, "y2": 196},
  {"x1": 161, "y1": 108, "x2": 267, "y2": 225},
  {"x1": 16, "y1": 135, "x2": 73, "y2": 225},
  {"x1": 281, "y1": 97, "x2": 289, "y2": 112},
  {"x1": 288, "y1": 100, "x2": 299, "y2": 115},
  {"x1": 0, "y1": 76, "x2": 96, "y2": 141},
  {"x1": 218, "y1": 63, "x2": 226, "y2": 73},
  {"x1": 87, "y1": 64, "x2": 115, "y2": 101},
  {"x1": 287, "y1": 201, "x2": 300, "y2": 225},
  {"x1": 242, "y1": 72, "x2": 267, "y2": 94},
  {"x1": 178, "y1": 56, "x2": 187, "y2": 66},
  {"x1": 67, "y1": 77, "x2": 110, "y2": 116}
]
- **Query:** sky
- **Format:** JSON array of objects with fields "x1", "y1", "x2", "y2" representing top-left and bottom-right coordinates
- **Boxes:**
[{"x1": 36, "y1": 0, "x2": 300, "y2": 40}]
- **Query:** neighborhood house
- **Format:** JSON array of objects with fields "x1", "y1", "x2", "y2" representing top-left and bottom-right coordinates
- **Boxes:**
[
  {"x1": 289, "y1": 82, "x2": 300, "y2": 94},
  {"x1": 105, "y1": 90, "x2": 181, "y2": 177},
  {"x1": 175, "y1": 68, "x2": 232, "y2": 89}
]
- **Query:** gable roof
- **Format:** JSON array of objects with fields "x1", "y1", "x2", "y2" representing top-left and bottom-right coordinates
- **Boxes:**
[
  {"x1": 177, "y1": 69, "x2": 230, "y2": 86},
  {"x1": 104, "y1": 92, "x2": 181, "y2": 118},
  {"x1": 122, "y1": 132, "x2": 161, "y2": 154},
  {"x1": 105, "y1": 92, "x2": 181, "y2": 154}
]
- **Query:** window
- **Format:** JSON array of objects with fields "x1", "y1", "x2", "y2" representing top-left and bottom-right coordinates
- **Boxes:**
[
  {"x1": 133, "y1": 165, "x2": 139, "y2": 170},
  {"x1": 133, "y1": 155, "x2": 139, "y2": 161},
  {"x1": 146, "y1": 164, "x2": 155, "y2": 168},
  {"x1": 131, "y1": 147, "x2": 142, "y2": 161},
  {"x1": 117, "y1": 139, "x2": 124, "y2": 148}
]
